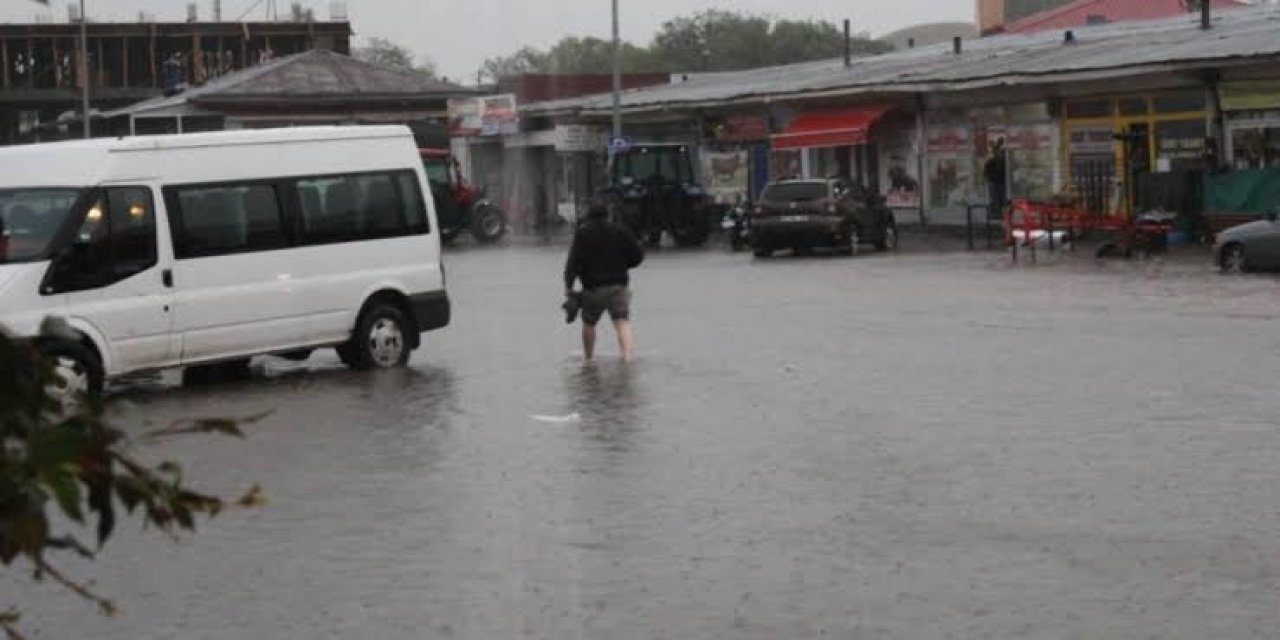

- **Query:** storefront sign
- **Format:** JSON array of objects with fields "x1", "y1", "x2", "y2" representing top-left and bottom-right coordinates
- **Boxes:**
[
  {"x1": 448, "y1": 94, "x2": 519, "y2": 137},
  {"x1": 1155, "y1": 120, "x2": 1206, "y2": 165},
  {"x1": 554, "y1": 125, "x2": 608, "y2": 152},
  {"x1": 926, "y1": 126, "x2": 972, "y2": 155},
  {"x1": 1068, "y1": 126, "x2": 1115, "y2": 155},
  {"x1": 1220, "y1": 80, "x2": 1280, "y2": 112}
]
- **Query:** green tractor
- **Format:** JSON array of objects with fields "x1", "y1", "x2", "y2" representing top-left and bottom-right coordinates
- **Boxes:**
[{"x1": 600, "y1": 143, "x2": 710, "y2": 247}]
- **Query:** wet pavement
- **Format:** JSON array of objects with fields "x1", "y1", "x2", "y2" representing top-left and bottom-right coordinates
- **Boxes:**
[{"x1": 7, "y1": 236, "x2": 1280, "y2": 639}]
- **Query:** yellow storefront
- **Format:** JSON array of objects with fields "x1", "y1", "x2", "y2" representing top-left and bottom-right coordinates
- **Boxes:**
[{"x1": 1059, "y1": 90, "x2": 1208, "y2": 214}]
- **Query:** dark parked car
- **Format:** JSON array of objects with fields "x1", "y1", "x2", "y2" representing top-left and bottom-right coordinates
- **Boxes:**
[
  {"x1": 1214, "y1": 208, "x2": 1280, "y2": 273},
  {"x1": 749, "y1": 178, "x2": 897, "y2": 257}
]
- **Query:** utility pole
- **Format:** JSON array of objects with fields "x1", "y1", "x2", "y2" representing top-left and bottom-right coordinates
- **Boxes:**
[
  {"x1": 79, "y1": 0, "x2": 89, "y2": 138},
  {"x1": 611, "y1": 0, "x2": 621, "y2": 141}
]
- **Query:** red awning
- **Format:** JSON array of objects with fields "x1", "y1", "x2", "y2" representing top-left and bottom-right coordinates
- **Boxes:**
[{"x1": 771, "y1": 105, "x2": 892, "y2": 150}]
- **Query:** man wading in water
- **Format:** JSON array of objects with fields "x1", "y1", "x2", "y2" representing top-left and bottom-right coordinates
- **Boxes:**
[{"x1": 563, "y1": 203, "x2": 645, "y2": 362}]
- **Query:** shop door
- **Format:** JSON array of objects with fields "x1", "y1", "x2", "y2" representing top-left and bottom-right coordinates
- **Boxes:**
[{"x1": 1121, "y1": 123, "x2": 1151, "y2": 214}]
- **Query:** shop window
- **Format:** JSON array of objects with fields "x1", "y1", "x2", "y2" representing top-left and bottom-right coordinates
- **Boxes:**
[
  {"x1": 1231, "y1": 125, "x2": 1280, "y2": 170},
  {"x1": 1152, "y1": 92, "x2": 1206, "y2": 114},
  {"x1": 1155, "y1": 120, "x2": 1207, "y2": 172},
  {"x1": 1065, "y1": 100, "x2": 1112, "y2": 119},
  {"x1": 1119, "y1": 98, "x2": 1148, "y2": 117}
]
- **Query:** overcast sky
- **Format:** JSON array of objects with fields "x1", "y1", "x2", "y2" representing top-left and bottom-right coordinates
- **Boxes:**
[{"x1": 3, "y1": 0, "x2": 976, "y2": 80}]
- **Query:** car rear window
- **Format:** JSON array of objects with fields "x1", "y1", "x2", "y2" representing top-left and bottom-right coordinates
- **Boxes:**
[{"x1": 763, "y1": 182, "x2": 828, "y2": 202}]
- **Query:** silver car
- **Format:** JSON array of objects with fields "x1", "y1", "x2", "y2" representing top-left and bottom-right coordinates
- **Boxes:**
[{"x1": 1214, "y1": 209, "x2": 1280, "y2": 273}]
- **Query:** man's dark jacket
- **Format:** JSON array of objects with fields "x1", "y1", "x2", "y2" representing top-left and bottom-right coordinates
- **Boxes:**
[{"x1": 564, "y1": 219, "x2": 645, "y2": 290}]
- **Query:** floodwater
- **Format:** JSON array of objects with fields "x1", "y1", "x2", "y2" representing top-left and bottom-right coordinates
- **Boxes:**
[{"x1": 6, "y1": 237, "x2": 1280, "y2": 639}]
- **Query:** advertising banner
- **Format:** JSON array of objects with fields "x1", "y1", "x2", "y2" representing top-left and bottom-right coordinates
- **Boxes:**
[
  {"x1": 702, "y1": 150, "x2": 751, "y2": 205},
  {"x1": 449, "y1": 94, "x2": 519, "y2": 137}
]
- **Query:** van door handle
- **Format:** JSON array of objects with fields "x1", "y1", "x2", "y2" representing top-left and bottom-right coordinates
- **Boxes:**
[{"x1": 162, "y1": 269, "x2": 174, "y2": 288}]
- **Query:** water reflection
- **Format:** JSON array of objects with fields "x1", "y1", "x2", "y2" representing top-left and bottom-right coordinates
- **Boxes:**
[{"x1": 566, "y1": 362, "x2": 648, "y2": 456}]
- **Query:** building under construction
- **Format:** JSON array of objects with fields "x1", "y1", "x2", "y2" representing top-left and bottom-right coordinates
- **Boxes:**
[{"x1": 0, "y1": 5, "x2": 351, "y2": 143}]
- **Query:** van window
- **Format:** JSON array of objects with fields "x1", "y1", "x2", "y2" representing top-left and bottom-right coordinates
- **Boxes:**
[
  {"x1": 63, "y1": 187, "x2": 157, "y2": 290},
  {"x1": 169, "y1": 184, "x2": 287, "y2": 259},
  {"x1": 293, "y1": 170, "x2": 428, "y2": 245},
  {"x1": 0, "y1": 188, "x2": 82, "y2": 264}
]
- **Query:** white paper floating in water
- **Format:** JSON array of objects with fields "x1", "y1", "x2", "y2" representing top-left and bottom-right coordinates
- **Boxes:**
[{"x1": 530, "y1": 413, "x2": 582, "y2": 424}]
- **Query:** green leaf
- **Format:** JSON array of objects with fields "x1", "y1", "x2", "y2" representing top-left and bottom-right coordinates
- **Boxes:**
[
  {"x1": 87, "y1": 480, "x2": 115, "y2": 547},
  {"x1": 45, "y1": 474, "x2": 83, "y2": 523},
  {"x1": 25, "y1": 426, "x2": 88, "y2": 471}
]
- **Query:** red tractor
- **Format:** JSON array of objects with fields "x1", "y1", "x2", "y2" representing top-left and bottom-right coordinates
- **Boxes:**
[{"x1": 419, "y1": 148, "x2": 507, "y2": 244}]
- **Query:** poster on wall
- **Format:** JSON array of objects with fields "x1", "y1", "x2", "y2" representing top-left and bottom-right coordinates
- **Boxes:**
[
  {"x1": 926, "y1": 125, "x2": 974, "y2": 209},
  {"x1": 769, "y1": 149, "x2": 802, "y2": 182},
  {"x1": 880, "y1": 131, "x2": 920, "y2": 207},
  {"x1": 448, "y1": 94, "x2": 519, "y2": 137},
  {"x1": 1005, "y1": 124, "x2": 1055, "y2": 201},
  {"x1": 702, "y1": 150, "x2": 751, "y2": 205}
]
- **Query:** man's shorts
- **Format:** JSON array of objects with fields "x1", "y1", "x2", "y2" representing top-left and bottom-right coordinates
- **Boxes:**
[{"x1": 581, "y1": 286, "x2": 632, "y2": 325}]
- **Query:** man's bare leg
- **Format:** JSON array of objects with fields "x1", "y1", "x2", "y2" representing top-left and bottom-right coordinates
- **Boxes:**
[
  {"x1": 582, "y1": 323, "x2": 598, "y2": 361},
  {"x1": 614, "y1": 319, "x2": 634, "y2": 362}
]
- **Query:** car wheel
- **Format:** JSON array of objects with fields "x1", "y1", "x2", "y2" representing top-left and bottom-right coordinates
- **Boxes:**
[
  {"x1": 1221, "y1": 243, "x2": 1249, "y2": 273},
  {"x1": 341, "y1": 304, "x2": 412, "y2": 370},
  {"x1": 39, "y1": 340, "x2": 104, "y2": 407}
]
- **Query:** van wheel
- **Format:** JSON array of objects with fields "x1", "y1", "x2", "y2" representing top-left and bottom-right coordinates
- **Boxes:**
[
  {"x1": 39, "y1": 340, "x2": 104, "y2": 406},
  {"x1": 340, "y1": 304, "x2": 412, "y2": 370}
]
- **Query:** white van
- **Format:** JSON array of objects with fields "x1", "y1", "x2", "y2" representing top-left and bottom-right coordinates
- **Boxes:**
[{"x1": 0, "y1": 125, "x2": 449, "y2": 398}]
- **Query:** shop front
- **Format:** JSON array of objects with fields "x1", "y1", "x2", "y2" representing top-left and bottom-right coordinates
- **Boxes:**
[
  {"x1": 1221, "y1": 80, "x2": 1280, "y2": 170},
  {"x1": 503, "y1": 123, "x2": 609, "y2": 229},
  {"x1": 1206, "y1": 79, "x2": 1280, "y2": 216},
  {"x1": 1059, "y1": 90, "x2": 1209, "y2": 214},
  {"x1": 769, "y1": 105, "x2": 893, "y2": 188}
]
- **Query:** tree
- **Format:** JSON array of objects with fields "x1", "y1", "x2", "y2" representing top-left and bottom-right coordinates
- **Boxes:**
[
  {"x1": 477, "y1": 10, "x2": 895, "y2": 84},
  {"x1": 541, "y1": 37, "x2": 659, "y2": 75},
  {"x1": 652, "y1": 11, "x2": 893, "y2": 72},
  {"x1": 478, "y1": 46, "x2": 548, "y2": 84},
  {"x1": 353, "y1": 38, "x2": 439, "y2": 78},
  {"x1": 0, "y1": 321, "x2": 262, "y2": 640}
]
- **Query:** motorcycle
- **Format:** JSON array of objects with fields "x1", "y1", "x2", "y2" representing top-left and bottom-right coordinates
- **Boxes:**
[{"x1": 721, "y1": 198, "x2": 751, "y2": 251}]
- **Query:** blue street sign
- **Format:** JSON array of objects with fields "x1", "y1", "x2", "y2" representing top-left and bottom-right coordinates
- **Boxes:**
[{"x1": 609, "y1": 137, "x2": 633, "y2": 153}]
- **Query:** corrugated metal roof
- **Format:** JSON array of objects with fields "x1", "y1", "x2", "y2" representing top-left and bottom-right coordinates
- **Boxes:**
[
  {"x1": 105, "y1": 50, "x2": 474, "y2": 118},
  {"x1": 523, "y1": 4, "x2": 1280, "y2": 118}
]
